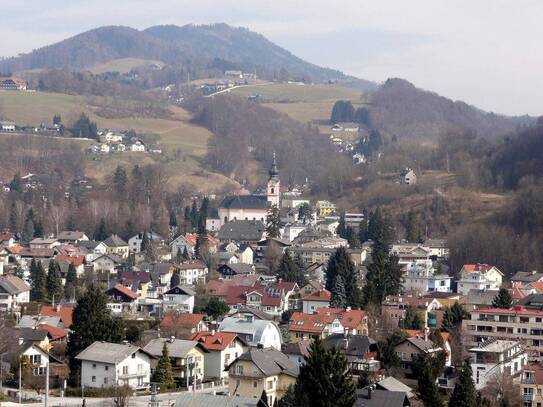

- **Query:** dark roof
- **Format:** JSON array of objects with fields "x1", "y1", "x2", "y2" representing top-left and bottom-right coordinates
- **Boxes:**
[
  {"x1": 282, "y1": 341, "x2": 311, "y2": 358},
  {"x1": 103, "y1": 234, "x2": 128, "y2": 247},
  {"x1": 14, "y1": 327, "x2": 49, "y2": 341},
  {"x1": 511, "y1": 271, "x2": 543, "y2": 283},
  {"x1": 515, "y1": 293, "x2": 543, "y2": 309},
  {"x1": 235, "y1": 348, "x2": 299, "y2": 377},
  {"x1": 0, "y1": 275, "x2": 29, "y2": 294},
  {"x1": 218, "y1": 220, "x2": 266, "y2": 242},
  {"x1": 218, "y1": 263, "x2": 255, "y2": 276},
  {"x1": 235, "y1": 306, "x2": 274, "y2": 321},
  {"x1": 77, "y1": 240, "x2": 102, "y2": 250},
  {"x1": 219, "y1": 195, "x2": 269, "y2": 210},
  {"x1": 323, "y1": 334, "x2": 376, "y2": 357},
  {"x1": 355, "y1": 388, "x2": 410, "y2": 407}
]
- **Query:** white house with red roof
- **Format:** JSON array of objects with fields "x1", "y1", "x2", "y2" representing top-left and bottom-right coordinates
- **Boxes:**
[
  {"x1": 288, "y1": 311, "x2": 344, "y2": 342},
  {"x1": 315, "y1": 307, "x2": 368, "y2": 336},
  {"x1": 106, "y1": 284, "x2": 138, "y2": 314},
  {"x1": 226, "y1": 281, "x2": 297, "y2": 316},
  {"x1": 191, "y1": 331, "x2": 248, "y2": 379},
  {"x1": 457, "y1": 264, "x2": 503, "y2": 295},
  {"x1": 302, "y1": 289, "x2": 331, "y2": 313}
]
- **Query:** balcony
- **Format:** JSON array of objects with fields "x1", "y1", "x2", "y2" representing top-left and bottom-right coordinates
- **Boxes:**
[
  {"x1": 522, "y1": 393, "x2": 534, "y2": 401},
  {"x1": 119, "y1": 372, "x2": 147, "y2": 379}
]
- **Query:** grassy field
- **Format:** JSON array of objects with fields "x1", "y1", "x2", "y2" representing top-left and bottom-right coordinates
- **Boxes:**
[
  {"x1": 0, "y1": 90, "x2": 233, "y2": 192},
  {"x1": 230, "y1": 83, "x2": 361, "y2": 102},
  {"x1": 88, "y1": 58, "x2": 164, "y2": 74}
]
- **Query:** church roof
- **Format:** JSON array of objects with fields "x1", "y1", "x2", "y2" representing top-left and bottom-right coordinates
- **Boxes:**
[{"x1": 219, "y1": 195, "x2": 269, "y2": 210}]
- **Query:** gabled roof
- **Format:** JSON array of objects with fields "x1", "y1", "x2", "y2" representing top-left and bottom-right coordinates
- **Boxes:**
[
  {"x1": 76, "y1": 341, "x2": 151, "y2": 364},
  {"x1": 118, "y1": 271, "x2": 151, "y2": 284},
  {"x1": 144, "y1": 338, "x2": 207, "y2": 358},
  {"x1": 107, "y1": 284, "x2": 138, "y2": 300},
  {"x1": 191, "y1": 332, "x2": 244, "y2": 351},
  {"x1": 282, "y1": 340, "x2": 311, "y2": 358},
  {"x1": 0, "y1": 275, "x2": 30, "y2": 295},
  {"x1": 234, "y1": 348, "x2": 299, "y2": 377},
  {"x1": 512, "y1": 271, "x2": 543, "y2": 283},
  {"x1": 103, "y1": 234, "x2": 128, "y2": 247},
  {"x1": 15, "y1": 327, "x2": 49, "y2": 342},
  {"x1": 218, "y1": 263, "x2": 255, "y2": 276},
  {"x1": 315, "y1": 308, "x2": 366, "y2": 330},
  {"x1": 55, "y1": 253, "x2": 85, "y2": 266},
  {"x1": 289, "y1": 312, "x2": 341, "y2": 334},
  {"x1": 39, "y1": 305, "x2": 74, "y2": 328},
  {"x1": 376, "y1": 376, "x2": 415, "y2": 399},
  {"x1": 176, "y1": 260, "x2": 208, "y2": 270},
  {"x1": 57, "y1": 231, "x2": 87, "y2": 240},
  {"x1": 226, "y1": 285, "x2": 283, "y2": 307},
  {"x1": 462, "y1": 263, "x2": 503, "y2": 275},
  {"x1": 37, "y1": 323, "x2": 68, "y2": 340},
  {"x1": 160, "y1": 312, "x2": 205, "y2": 329},
  {"x1": 164, "y1": 285, "x2": 196, "y2": 296},
  {"x1": 323, "y1": 334, "x2": 376, "y2": 358},
  {"x1": 302, "y1": 289, "x2": 331, "y2": 302},
  {"x1": 218, "y1": 221, "x2": 266, "y2": 242},
  {"x1": 401, "y1": 337, "x2": 440, "y2": 353},
  {"x1": 219, "y1": 195, "x2": 269, "y2": 210}
]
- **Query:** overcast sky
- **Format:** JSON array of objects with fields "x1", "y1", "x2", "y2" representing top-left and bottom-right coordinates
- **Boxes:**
[{"x1": 2, "y1": 0, "x2": 542, "y2": 116}]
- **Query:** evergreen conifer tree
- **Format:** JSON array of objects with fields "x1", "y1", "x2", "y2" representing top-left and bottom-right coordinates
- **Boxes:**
[
  {"x1": 94, "y1": 218, "x2": 108, "y2": 241},
  {"x1": 330, "y1": 274, "x2": 347, "y2": 308},
  {"x1": 30, "y1": 260, "x2": 47, "y2": 302},
  {"x1": 337, "y1": 212, "x2": 347, "y2": 238},
  {"x1": 175, "y1": 248, "x2": 183, "y2": 263},
  {"x1": 416, "y1": 355, "x2": 445, "y2": 407},
  {"x1": 293, "y1": 337, "x2": 356, "y2": 407},
  {"x1": 449, "y1": 360, "x2": 477, "y2": 407},
  {"x1": 46, "y1": 260, "x2": 63, "y2": 303},
  {"x1": 492, "y1": 288, "x2": 513, "y2": 309},
  {"x1": 182, "y1": 247, "x2": 191, "y2": 260},
  {"x1": 170, "y1": 271, "x2": 180, "y2": 288},
  {"x1": 9, "y1": 201, "x2": 18, "y2": 232},
  {"x1": 151, "y1": 342, "x2": 175, "y2": 389},
  {"x1": 113, "y1": 166, "x2": 128, "y2": 194},
  {"x1": 276, "y1": 251, "x2": 304, "y2": 284},
  {"x1": 325, "y1": 247, "x2": 362, "y2": 308},
  {"x1": 404, "y1": 211, "x2": 419, "y2": 242},
  {"x1": 67, "y1": 286, "x2": 125, "y2": 385},
  {"x1": 266, "y1": 205, "x2": 281, "y2": 238},
  {"x1": 204, "y1": 297, "x2": 230, "y2": 320}
]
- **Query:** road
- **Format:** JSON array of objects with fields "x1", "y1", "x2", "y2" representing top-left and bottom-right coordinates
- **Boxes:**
[{"x1": 204, "y1": 82, "x2": 274, "y2": 98}]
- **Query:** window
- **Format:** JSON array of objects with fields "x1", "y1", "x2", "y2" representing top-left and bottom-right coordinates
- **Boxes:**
[
  {"x1": 92, "y1": 376, "x2": 96, "y2": 383},
  {"x1": 267, "y1": 380, "x2": 273, "y2": 390},
  {"x1": 123, "y1": 366, "x2": 128, "y2": 375},
  {"x1": 104, "y1": 378, "x2": 108, "y2": 385},
  {"x1": 236, "y1": 365, "x2": 244, "y2": 375},
  {"x1": 29, "y1": 355, "x2": 41, "y2": 365},
  {"x1": 105, "y1": 366, "x2": 109, "y2": 371},
  {"x1": 253, "y1": 381, "x2": 258, "y2": 388}
]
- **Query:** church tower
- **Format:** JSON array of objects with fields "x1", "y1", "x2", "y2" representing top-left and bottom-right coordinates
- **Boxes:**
[{"x1": 267, "y1": 153, "x2": 280, "y2": 207}]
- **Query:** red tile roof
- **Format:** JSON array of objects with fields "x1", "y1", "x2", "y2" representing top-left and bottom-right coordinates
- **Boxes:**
[
  {"x1": 529, "y1": 282, "x2": 543, "y2": 293},
  {"x1": 55, "y1": 254, "x2": 85, "y2": 266},
  {"x1": 315, "y1": 308, "x2": 366, "y2": 330},
  {"x1": 473, "y1": 305, "x2": 543, "y2": 317},
  {"x1": 40, "y1": 305, "x2": 74, "y2": 328},
  {"x1": 303, "y1": 289, "x2": 331, "y2": 302},
  {"x1": 184, "y1": 233, "x2": 220, "y2": 247},
  {"x1": 176, "y1": 260, "x2": 208, "y2": 270},
  {"x1": 462, "y1": 263, "x2": 495, "y2": 274},
  {"x1": 405, "y1": 329, "x2": 450, "y2": 344},
  {"x1": 289, "y1": 311, "x2": 340, "y2": 334},
  {"x1": 110, "y1": 284, "x2": 138, "y2": 300},
  {"x1": 0, "y1": 231, "x2": 15, "y2": 242},
  {"x1": 160, "y1": 312, "x2": 205, "y2": 329},
  {"x1": 226, "y1": 285, "x2": 283, "y2": 307},
  {"x1": 191, "y1": 331, "x2": 239, "y2": 351},
  {"x1": 37, "y1": 323, "x2": 68, "y2": 340}
]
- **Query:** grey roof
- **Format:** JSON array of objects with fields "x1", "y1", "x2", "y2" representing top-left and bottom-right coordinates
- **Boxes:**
[
  {"x1": 355, "y1": 388, "x2": 410, "y2": 407},
  {"x1": 15, "y1": 327, "x2": 49, "y2": 341},
  {"x1": 144, "y1": 338, "x2": 206, "y2": 358},
  {"x1": 515, "y1": 293, "x2": 543, "y2": 308},
  {"x1": 76, "y1": 341, "x2": 149, "y2": 364},
  {"x1": 219, "y1": 195, "x2": 269, "y2": 210},
  {"x1": 282, "y1": 341, "x2": 311, "y2": 358},
  {"x1": 405, "y1": 337, "x2": 439, "y2": 352},
  {"x1": 17, "y1": 315, "x2": 60, "y2": 328},
  {"x1": 103, "y1": 234, "x2": 128, "y2": 247},
  {"x1": 235, "y1": 306, "x2": 274, "y2": 321},
  {"x1": 511, "y1": 271, "x2": 543, "y2": 283},
  {"x1": 235, "y1": 348, "x2": 299, "y2": 377},
  {"x1": 323, "y1": 334, "x2": 376, "y2": 358},
  {"x1": 218, "y1": 263, "x2": 255, "y2": 276},
  {"x1": 466, "y1": 289, "x2": 500, "y2": 306},
  {"x1": 57, "y1": 231, "x2": 87, "y2": 240},
  {"x1": 219, "y1": 317, "x2": 280, "y2": 347},
  {"x1": 376, "y1": 377, "x2": 415, "y2": 399},
  {"x1": 164, "y1": 285, "x2": 196, "y2": 296},
  {"x1": 77, "y1": 240, "x2": 102, "y2": 250},
  {"x1": 174, "y1": 394, "x2": 258, "y2": 407},
  {"x1": 218, "y1": 221, "x2": 266, "y2": 242},
  {"x1": 0, "y1": 275, "x2": 30, "y2": 295},
  {"x1": 424, "y1": 238, "x2": 447, "y2": 247}
]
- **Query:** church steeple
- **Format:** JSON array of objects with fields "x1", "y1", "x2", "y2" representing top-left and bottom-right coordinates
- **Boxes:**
[
  {"x1": 267, "y1": 152, "x2": 280, "y2": 207},
  {"x1": 269, "y1": 152, "x2": 279, "y2": 179}
]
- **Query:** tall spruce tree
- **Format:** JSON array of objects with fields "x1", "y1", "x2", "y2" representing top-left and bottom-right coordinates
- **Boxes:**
[
  {"x1": 442, "y1": 302, "x2": 470, "y2": 332},
  {"x1": 325, "y1": 247, "x2": 362, "y2": 308},
  {"x1": 404, "y1": 211, "x2": 419, "y2": 243},
  {"x1": 416, "y1": 354, "x2": 445, "y2": 407},
  {"x1": 67, "y1": 286, "x2": 125, "y2": 384},
  {"x1": 362, "y1": 252, "x2": 403, "y2": 306},
  {"x1": 367, "y1": 208, "x2": 394, "y2": 261},
  {"x1": 330, "y1": 274, "x2": 347, "y2": 308},
  {"x1": 276, "y1": 251, "x2": 305, "y2": 285},
  {"x1": 151, "y1": 342, "x2": 175, "y2": 388},
  {"x1": 266, "y1": 205, "x2": 281, "y2": 238},
  {"x1": 113, "y1": 165, "x2": 128, "y2": 194},
  {"x1": 170, "y1": 270, "x2": 180, "y2": 288},
  {"x1": 337, "y1": 212, "x2": 347, "y2": 239},
  {"x1": 94, "y1": 218, "x2": 108, "y2": 241},
  {"x1": 492, "y1": 288, "x2": 513, "y2": 309},
  {"x1": 293, "y1": 337, "x2": 356, "y2": 407},
  {"x1": 449, "y1": 360, "x2": 477, "y2": 407},
  {"x1": 46, "y1": 260, "x2": 63, "y2": 303},
  {"x1": 9, "y1": 201, "x2": 18, "y2": 232},
  {"x1": 30, "y1": 260, "x2": 47, "y2": 302}
]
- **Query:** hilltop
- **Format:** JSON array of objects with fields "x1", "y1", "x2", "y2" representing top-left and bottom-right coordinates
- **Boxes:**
[{"x1": 0, "y1": 23, "x2": 375, "y2": 88}]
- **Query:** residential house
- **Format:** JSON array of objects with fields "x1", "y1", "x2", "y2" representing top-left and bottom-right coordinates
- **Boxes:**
[
  {"x1": 511, "y1": 271, "x2": 543, "y2": 286},
  {"x1": 394, "y1": 337, "x2": 448, "y2": 372},
  {"x1": 469, "y1": 339, "x2": 526, "y2": 389},
  {"x1": 106, "y1": 284, "x2": 138, "y2": 314},
  {"x1": 29, "y1": 238, "x2": 60, "y2": 249},
  {"x1": 91, "y1": 253, "x2": 123, "y2": 274},
  {"x1": 302, "y1": 289, "x2": 331, "y2": 313},
  {"x1": 282, "y1": 223, "x2": 308, "y2": 242},
  {"x1": 299, "y1": 280, "x2": 324, "y2": 298},
  {"x1": 289, "y1": 246, "x2": 366, "y2": 268},
  {"x1": 323, "y1": 334, "x2": 380, "y2": 377},
  {"x1": 355, "y1": 387, "x2": 411, "y2": 407},
  {"x1": 191, "y1": 331, "x2": 247, "y2": 380},
  {"x1": 402, "y1": 259, "x2": 452, "y2": 295},
  {"x1": 228, "y1": 348, "x2": 299, "y2": 406},
  {"x1": 2, "y1": 340, "x2": 65, "y2": 382},
  {"x1": 0, "y1": 231, "x2": 17, "y2": 248},
  {"x1": 315, "y1": 200, "x2": 336, "y2": 217},
  {"x1": 423, "y1": 238, "x2": 449, "y2": 259},
  {"x1": 457, "y1": 264, "x2": 503, "y2": 295},
  {"x1": 39, "y1": 305, "x2": 74, "y2": 329},
  {"x1": 130, "y1": 140, "x2": 146, "y2": 152},
  {"x1": 288, "y1": 312, "x2": 344, "y2": 342},
  {"x1": 0, "y1": 121, "x2": 16, "y2": 131},
  {"x1": 391, "y1": 244, "x2": 432, "y2": 266},
  {"x1": 159, "y1": 312, "x2": 208, "y2": 339},
  {"x1": 282, "y1": 340, "x2": 311, "y2": 368},
  {"x1": 174, "y1": 260, "x2": 208, "y2": 285},
  {"x1": 77, "y1": 240, "x2": 108, "y2": 262},
  {"x1": 382, "y1": 295, "x2": 443, "y2": 330},
  {"x1": 0, "y1": 275, "x2": 30, "y2": 312},
  {"x1": 170, "y1": 233, "x2": 219, "y2": 258},
  {"x1": 217, "y1": 263, "x2": 255, "y2": 279},
  {"x1": 128, "y1": 232, "x2": 165, "y2": 253},
  {"x1": 219, "y1": 315, "x2": 282, "y2": 350},
  {"x1": 400, "y1": 168, "x2": 417, "y2": 185},
  {"x1": 76, "y1": 341, "x2": 152, "y2": 390},
  {"x1": 144, "y1": 338, "x2": 207, "y2": 386},
  {"x1": 162, "y1": 285, "x2": 195, "y2": 313},
  {"x1": 103, "y1": 235, "x2": 130, "y2": 259},
  {"x1": 315, "y1": 307, "x2": 369, "y2": 336},
  {"x1": 57, "y1": 231, "x2": 89, "y2": 244},
  {"x1": 225, "y1": 281, "x2": 297, "y2": 316}
]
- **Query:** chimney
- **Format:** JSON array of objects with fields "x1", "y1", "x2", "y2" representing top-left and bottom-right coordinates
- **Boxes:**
[
  {"x1": 211, "y1": 329, "x2": 216, "y2": 336},
  {"x1": 18, "y1": 337, "x2": 24, "y2": 345},
  {"x1": 169, "y1": 336, "x2": 175, "y2": 343},
  {"x1": 245, "y1": 314, "x2": 254, "y2": 323},
  {"x1": 424, "y1": 327, "x2": 429, "y2": 342}
]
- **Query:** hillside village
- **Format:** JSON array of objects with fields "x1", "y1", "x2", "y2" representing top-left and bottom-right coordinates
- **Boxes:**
[{"x1": 0, "y1": 155, "x2": 539, "y2": 407}]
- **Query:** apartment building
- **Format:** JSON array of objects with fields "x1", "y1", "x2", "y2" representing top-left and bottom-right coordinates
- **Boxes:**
[
  {"x1": 462, "y1": 306, "x2": 543, "y2": 357},
  {"x1": 521, "y1": 362, "x2": 543, "y2": 407}
]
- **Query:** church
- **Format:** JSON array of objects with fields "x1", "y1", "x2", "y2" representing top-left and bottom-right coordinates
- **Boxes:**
[{"x1": 216, "y1": 154, "x2": 280, "y2": 227}]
